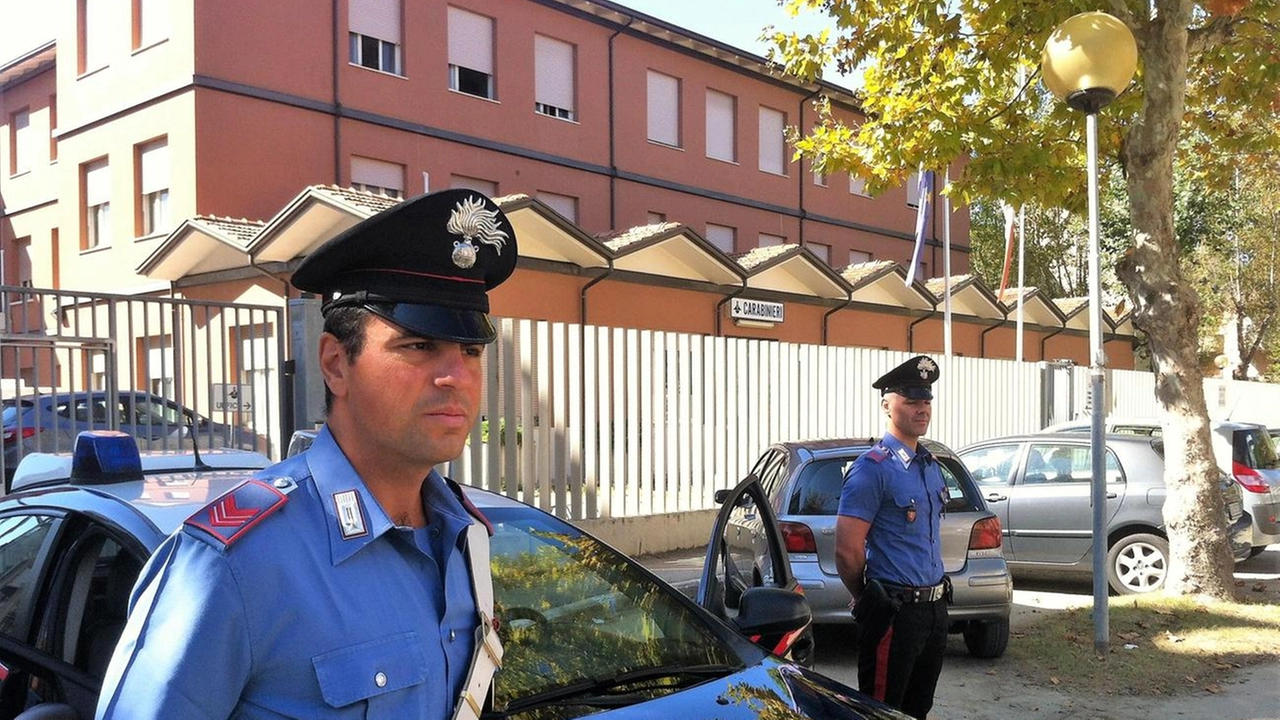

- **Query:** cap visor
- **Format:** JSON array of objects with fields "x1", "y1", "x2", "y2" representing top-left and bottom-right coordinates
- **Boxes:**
[
  {"x1": 368, "y1": 303, "x2": 496, "y2": 344},
  {"x1": 899, "y1": 386, "x2": 933, "y2": 400}
]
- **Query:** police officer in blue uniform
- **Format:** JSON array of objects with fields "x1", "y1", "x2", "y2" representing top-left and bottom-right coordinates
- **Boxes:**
[
  {"x1": 97, "y1": 189, "x2": 517, "y2": 720},
  {"x1": 835, "y1": 355, "x2": 949, "y2": 720}
]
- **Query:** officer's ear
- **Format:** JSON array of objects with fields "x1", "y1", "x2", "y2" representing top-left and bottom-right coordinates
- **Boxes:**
[
  {"x1": 881, "y1": 394, "x2": 891, "y2": 415},
  {"x1": 318, "y1": 332, "x2": 350, "y2": 400}
]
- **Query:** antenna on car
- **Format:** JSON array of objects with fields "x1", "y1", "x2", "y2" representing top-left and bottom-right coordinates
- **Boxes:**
[{"x1": 186, "y1": 415, "x2": 212, "y2": 471}]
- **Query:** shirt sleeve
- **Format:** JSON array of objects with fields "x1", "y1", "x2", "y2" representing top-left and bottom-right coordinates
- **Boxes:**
[
  {"x1": 837, "y1": 457, "x2": 882, "y2": 523},
  {"x1": 95, "y1": 532, "x2": 252, "y2": 720}
]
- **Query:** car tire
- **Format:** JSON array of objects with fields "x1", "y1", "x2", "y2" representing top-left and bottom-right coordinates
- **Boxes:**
[
  {"x1": 963, "y1": 618, "x2": 1009, "y2": 658},
  {"x1": 1107, "y1": 532, "x2": 1169, "y2": 595}
]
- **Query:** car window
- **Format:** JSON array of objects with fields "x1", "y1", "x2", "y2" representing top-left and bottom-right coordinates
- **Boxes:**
[
  {"x1": 959, "y1": 444, "x2": 1020, "y2": 486},
  {"x1": 43, "y1": 531, "x2": 144, "y2": 679},
  {"x1": 1233, "y1": 428, "x2": 1279, "y2": 470},
  {"x1": 1113, "y1": 424, "x2": 1161, "y2": 437},
  {"x1": 937, "y1": 457, "x2": 981, "y2": 512},
  {"x1": 751, "y1": 450, "x2": 789, "y2": 510},
  {"x1": 787, "y1": 457, "x2": 852, "y2": 515},
  {"x1": 1025, "y1": 444, "x2": 1124, "y2": 484},
  {"x1": 486, "y1": 506, "x2": 745, "y2": 709},
  {"x1": 0, "y1": 514, "x2": 59, "y2": 641}
]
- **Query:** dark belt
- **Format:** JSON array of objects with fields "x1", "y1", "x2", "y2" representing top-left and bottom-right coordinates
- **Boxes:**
[{"x1": 879, "y1": 581, "x2": 946, "y2": 603}]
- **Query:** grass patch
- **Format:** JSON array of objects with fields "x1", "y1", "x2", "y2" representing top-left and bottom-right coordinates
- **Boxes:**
[{"x1": 1006, "y1": 592, "x2": 1280, "y2": 697}]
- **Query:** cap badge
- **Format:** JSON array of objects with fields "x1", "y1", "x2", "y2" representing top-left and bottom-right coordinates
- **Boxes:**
[
  {"x1": 917, "y1": 357, "x2": 937, "y2": 379},
  {"x1": 447, "y1": 196, "x2": 509, "y2": 269}
]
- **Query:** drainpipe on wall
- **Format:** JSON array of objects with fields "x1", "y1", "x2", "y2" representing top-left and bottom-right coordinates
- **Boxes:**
[
  {"x1": 715, "y1": 277, "x2": 749, "y2": 337},
  {"x1": 907, "y1": 308, "x2": 936, "y2": 352},
  {"x1": 607, "y1": 16, "x2": 636, "y2": 230},
  {"x1": 331, "y1": 0, "x2": 343, "y2": 184},
  {"x1": 980, "y1": 311, "x2": 1008, "y2": 358},
  {"x1": 579, "y1": 259, "x2": 615, "y2": 326},
  {"x1": 822, "y1": 294, "x2": 853, "y2": 346},
  {"x1": 796, "y1": 86, "x2": 821, "y2": 248},
  {"x1": 1040, "y1": 325, "x2": 1067, "y2": 362}
]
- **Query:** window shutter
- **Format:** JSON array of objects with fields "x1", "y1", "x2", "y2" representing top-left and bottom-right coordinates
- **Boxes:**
[
  {"x1": 85, "y1": 159, "x2": 110, "y2": 206},
  {"x1": 138, "y1": 0, "x2": 170, "y2": 46},
  {"x1": 647, "y1": 71, "x2": 680, "y2": 146},
  {"x1": 758, "y1": 106, "x2": 786, "y2": 174},
  {"x1": 140, "y1": 140, "x2": 170, "y2": 194},
  {"x1": 534, "y1": 35, "x2": 574, "y2": 112},
  {"x1": 350, "y1": 0, "x2": 400, "y2": 43},
  {"x1": 758, "y1": 233, "x2": 785, "y2": 247},
  {"x1": 705, "y1": 90, "x2": 735, "y2": 162},
  {"x1": 84, "y1": 0, "x2": 109, "y2": 69},
  {"x1": 351, "y1": 156, "x2": 404, "y2": 191},
  {"x1": 536, "y1": 191, "x2": 577, "y2": 222},
  {"x1": 13, "y1": 110, "x2": 31, "y2": 173},
  {"x1": 705, "y1": 223, "x2": 735, "y2": 254},
  {"x1": 448, "y1": 7, "x2": 493, "y2": 74}
]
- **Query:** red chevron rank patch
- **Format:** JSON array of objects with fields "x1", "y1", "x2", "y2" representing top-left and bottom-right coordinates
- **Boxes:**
[{"x1": 186, "y1": 480, "x2": 289, "y2": 546}]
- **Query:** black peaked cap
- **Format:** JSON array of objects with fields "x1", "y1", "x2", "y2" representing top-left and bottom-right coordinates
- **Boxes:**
[{"x1": 872, "y1": 355, "x2": 940, "y2": 400}]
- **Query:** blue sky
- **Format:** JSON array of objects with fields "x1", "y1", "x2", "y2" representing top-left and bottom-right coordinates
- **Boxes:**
[{"x1": 613, "y1": 0, "x2": 860, "y2": 89}]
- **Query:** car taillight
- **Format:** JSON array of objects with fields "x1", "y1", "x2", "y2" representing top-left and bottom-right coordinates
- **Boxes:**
[
  {"x1": 1233, "y1": 462, "x2": 1270, "y2": 494},
  {"x1": 2, "y1": 427, "x2": 34, "y2": 444},
  {"x1": 779, "y1": 521, "x2": 817, "y2": 553},
  {"x1": 968, "y1": 516, "x2": 1003, "y2": 551}
]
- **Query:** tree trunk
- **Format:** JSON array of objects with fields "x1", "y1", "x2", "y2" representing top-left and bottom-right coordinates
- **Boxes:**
[{"x1": 1117, "y1": 0, "x2": 1236, "y2": 599}]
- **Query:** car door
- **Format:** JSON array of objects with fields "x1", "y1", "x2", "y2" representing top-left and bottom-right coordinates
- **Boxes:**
[
  {"x1": 1008, "y1": 441, "x2": 1127, "y2": 565},
  {"x1": 699, "y1": 474, "x2": 813, "y2": 666},
  {"x1": 958, "y1": 443, "x2": 1021, "y2": 559}
]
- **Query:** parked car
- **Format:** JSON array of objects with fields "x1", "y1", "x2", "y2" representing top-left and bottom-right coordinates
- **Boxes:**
[
  {"x1": 1043, "y1": 417, "x2": 1280, "y2": 554},
  {"x1": 1, "y1": 391, "x2": 258, "y2": 477},
  {"x1": 0, "y1": 432, "x2": 910, "y2": 720},
  {"x1": 726, "y1": 438, "x2": 1013, "y2": 659},
  {"x1": 958, "y1": 433, "x2": 1254, "y2": 594}
]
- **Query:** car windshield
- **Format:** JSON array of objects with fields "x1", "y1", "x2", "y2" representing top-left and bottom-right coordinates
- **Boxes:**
[
  {"x1": 789, "y1": 452, "x2": 979, "y2": 516},
  {"x1": 1233, "y1": 428, "x2": 1280, "y2": 470},
  {"x1": 485, "y1": 506, "x2": 747, "y2": 718}
]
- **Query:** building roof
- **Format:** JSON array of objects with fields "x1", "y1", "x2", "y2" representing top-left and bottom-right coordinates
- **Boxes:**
[
  {"x1": 731, "y1": 244, "x2": 850, "y2": 299},
  {"x1": 600, "y1": 224, "x2": 744, "y2": 285},
  {"x1": 840, "y1": 261, "x2": 934, "y2": 310},
  {"x1": 246, "y1": 185, "x2": 397, "y2": 263},
  {"x1": 137, "y1": 217, "x2": 265, "y2": 281},
  {"x1": 0, "y1": 41, "x2": 55, "y2": 89},
  {"x1": 995, "y1": 287, "x2": 1066, "y2": 327},
  {"x1": 924, "y1": 275, "x2": 1003, "y2": 320},
  {"x1": 494, "y1": 194, "x2": 611, "y2": 268}
]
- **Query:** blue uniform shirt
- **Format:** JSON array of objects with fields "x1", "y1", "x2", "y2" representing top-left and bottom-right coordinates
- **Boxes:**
[
  {"x1": 837, "y1": 433, "x2": 947, "y2": 587},
  {"x1": 96, "y1": 427, "x2": 479, "y2": 720}
]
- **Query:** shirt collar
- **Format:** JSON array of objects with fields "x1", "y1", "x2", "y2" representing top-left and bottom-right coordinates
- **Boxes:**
[
  {"x1": 880, "y1": 433, "x2": 930, "y2": 470},
  {"x1": 305, "y1": 426, "x2": 472, "y2": 565}
]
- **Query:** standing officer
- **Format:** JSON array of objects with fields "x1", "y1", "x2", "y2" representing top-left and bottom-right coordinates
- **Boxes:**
[
  {"x1": 835, "y1": 355, "x2": 949, "y2": 720},
  {"x1": 97, "y1": 189, "x2": 516, "y2": 720}
]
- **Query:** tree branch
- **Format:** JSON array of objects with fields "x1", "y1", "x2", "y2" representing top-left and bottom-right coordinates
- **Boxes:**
[
  {"x1": 1188, "y1": 15, "x2": 1239, "y2": 56},
  {"x1": 1104, "y1": 0, "x2": 1137, "y2": 27}
]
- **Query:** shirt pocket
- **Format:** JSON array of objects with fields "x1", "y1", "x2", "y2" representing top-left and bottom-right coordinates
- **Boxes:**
[
  {"x1": 888, "y1": 487, "x2": 925, "y2": 533},
  {"x1": 313, "y1": 631, "x2": 431, "y2": 711}
]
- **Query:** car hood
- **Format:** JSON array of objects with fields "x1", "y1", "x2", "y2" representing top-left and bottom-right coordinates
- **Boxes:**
[{"x1": 583, "y1": 658, "x2": 907, "y2": 719}]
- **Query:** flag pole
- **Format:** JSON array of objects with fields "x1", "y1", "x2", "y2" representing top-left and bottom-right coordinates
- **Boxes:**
[
  {"x1": 1016, "y1": 204, "x2": 1026, "y2": 361},
  {"x1": 943, "y1": 167, "x2": 952, "y2": 359}
]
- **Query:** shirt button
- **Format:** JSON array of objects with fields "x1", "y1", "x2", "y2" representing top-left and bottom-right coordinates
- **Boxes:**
[
  {"x1": 450, "y1": 629, "x2": 457, "y2": 642},
  {"x1": 375, "y1": 672, "x2": 388, "y2": 688}
]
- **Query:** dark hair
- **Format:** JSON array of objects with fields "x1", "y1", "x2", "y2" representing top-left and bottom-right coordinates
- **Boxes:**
[{"x1": 321, "y1": 304, "x2": 381, "y2": 413}]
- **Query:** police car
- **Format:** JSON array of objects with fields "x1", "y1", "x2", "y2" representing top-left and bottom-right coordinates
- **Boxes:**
[{"x1": 0, "y1": 432, "x2": 910, "y2": 720}]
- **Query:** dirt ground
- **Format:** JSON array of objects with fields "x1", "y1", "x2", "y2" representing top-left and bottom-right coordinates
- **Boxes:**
[{"x1": 813, "y1": 547, "x2": 1280, "y2": 720}]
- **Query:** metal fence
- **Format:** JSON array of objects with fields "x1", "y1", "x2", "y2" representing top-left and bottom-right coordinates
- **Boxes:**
[
  {"x1": 1, "y1": 285, "x2": 285, "y2": 482},
  {"x1": 448, "y1": 318, "x2": 1280, "y2": 520}
]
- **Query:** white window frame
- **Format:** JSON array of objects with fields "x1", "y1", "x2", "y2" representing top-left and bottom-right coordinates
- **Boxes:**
[
  {"x1": 907, "y1": 171, "x2": 923, "y2": 207},
  {"x1": 448, "y1": 7, "x2": 496, "y2": 100},
  {"x1": 349, "y1": 0, "x2": 402, "y2": 75},
  {"x1": 646, "y1": 70, "x2": 681, "y2": 148},
  {"x1": 534, "y1": 34, "x2": 576, "y2": 120},
  {"x1": 349, "y1": 33, "x2": 402, "y2": 75},
  {"x1": 849, "y1": 175, "x2": 870, "y2": 197},
  {"x1": 351, "y1": 156, "x2": 405, "y2": 198},
  {"x1": 758, "y1": 106, "x2": 787, "y2": 175},
  {"x1": 138, "y1": 138, "x2": 170, "y2": 237},
  {"x1": 10, "y1": 109, "x2": 32, "y2": 176},
  {"x1": 84, "y1": 158, "x2": 111, "y2": 250},
  {"x1": 705, "y1": 89, "x2": 736, "y2": 163}
]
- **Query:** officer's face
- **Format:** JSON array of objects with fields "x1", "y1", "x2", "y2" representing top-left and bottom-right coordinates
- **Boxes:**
[
  {"x1": 883, "y1": 392, "x2": 932, "y2": 440},
  {"x1": 321, "y1": 313, "x2": 484, "y2": 473}
]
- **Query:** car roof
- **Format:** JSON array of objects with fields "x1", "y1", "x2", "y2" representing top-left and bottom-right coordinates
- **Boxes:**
[
  {"x1": 11, "y1": 449, "x2": 274, "y2": 492},
  {"x1": 771, "y1": 436, "x2": 960, "y2": 458},
  {"x1": 961, "y1": 431, "x2": 1162, "y2": 448}
]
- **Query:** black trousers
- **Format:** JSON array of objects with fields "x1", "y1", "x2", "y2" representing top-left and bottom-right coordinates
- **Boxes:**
[{"x1": 856, "y1": 598, "x2": 948, "y2": 720}]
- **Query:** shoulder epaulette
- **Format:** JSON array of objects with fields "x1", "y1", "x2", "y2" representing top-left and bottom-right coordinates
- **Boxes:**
[
  {"x1": 185, "y1": 477, "x2": 295, "y2": 547},
  {"x1": 445, "y1": 478, "x2": 494, "y2": 536},
  {"x1": 864, "y1": 445, "x2": 890, "y2": 463}
]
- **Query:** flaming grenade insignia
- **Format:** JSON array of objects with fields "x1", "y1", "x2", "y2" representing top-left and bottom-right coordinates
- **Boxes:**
[
  {"x1": 917, "y1": 357, "x2": 937, "y2": 379},
  {"x1": 447, "y1": 197, "x2": 509, "y2": 269}
]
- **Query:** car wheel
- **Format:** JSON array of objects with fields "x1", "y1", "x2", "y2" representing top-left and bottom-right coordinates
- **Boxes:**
[
  {"x1": 1107, "y1": 533, "x2": 1169, "y2": 595},
  {"x1": 963, "y1": 619, "x2": 1009, "y2": 659}
]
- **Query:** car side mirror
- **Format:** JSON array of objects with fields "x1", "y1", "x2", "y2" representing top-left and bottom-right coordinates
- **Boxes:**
[
  {"x1": 714, "y1": 488, "x2": 730, "y2": 504},
  {"x1": 734, "y1": 586, "x2": 811, "y2": 638}
]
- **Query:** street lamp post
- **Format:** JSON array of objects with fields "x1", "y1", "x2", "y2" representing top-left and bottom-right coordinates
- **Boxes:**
[{"x1": 1042, "y1": 11, "x2": 1137, "y2": 658}]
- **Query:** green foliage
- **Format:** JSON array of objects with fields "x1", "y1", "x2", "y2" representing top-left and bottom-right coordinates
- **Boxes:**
[{"x1": 479, "y1": 418, "x2": 522, "y2": 446}]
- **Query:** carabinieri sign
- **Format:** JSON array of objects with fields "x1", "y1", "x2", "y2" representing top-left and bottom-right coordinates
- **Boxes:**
[{"x1": 730, "y1": 298, "x2": 785, "y2": 323}]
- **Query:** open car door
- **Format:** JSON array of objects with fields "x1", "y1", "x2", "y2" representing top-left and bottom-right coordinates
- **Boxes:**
[{"x1": 698, "y1": 474, "x2": 816, "y2": 667}]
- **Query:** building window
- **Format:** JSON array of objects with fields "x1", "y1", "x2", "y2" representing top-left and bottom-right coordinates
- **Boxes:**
[
  {"x1": 807, "y1": 242, "x2": 831, "y2": 264},
  {"x1": 351, "y1": 156, "x2": 404, "y2": 198},
  {"x1": 134, "y1": 0, "x2": 170, "y2": 49},
  {"x1": 705, "y1": 223, "x2": 735, "y2": 254},
  {"x1": 647, "y1": 70, "x2": 681, "y2": 147},
  {"x1": 450, "y1": 175, "x2": 497, "y2": 197},
  {"x1": 906, "y1": 171, "x2": 923, "y2": 207},
  {"x1": 706, "y1": 89, "x2": 736, "y2": 163},
  {"x1": 849, "y1": 175, "x2": 870, "y2": 197},
  {"x1": 14, "y1": 237, "x2": 33, "y2": 288},
  {"x1": 849, "y1": 250, "x2": 872, "y2": 265},
  {"x1": 137, "y1": 138, "x2": 170, "y2": 237},
  {"x1": 80, "y1": 0, "x2": 108, "y2": 73},
  {"x1": 9, "y1": 108, "x2": 31, "y2": 175},
  {"x1": 537, "y1": 191, "x2": 578, "y2": 223},
  {"x1": 448, "y1": 7, "x2": 495, "y2": 99},
  {"x1": 758, "y1": 233, "x2": 785, "y2": 248},
  {"x1": 814, "y1": 170, "x2": 827, "y2": 187},
  {"x1": 534, "y1": 35, "x2": 575, "y2": 120},
  {"x1": 758, "y1": 106, "x2": 786, "y2": 175},
  {"x1": 349, "y1": 0, "x2": 402, "y2": 74},
  {"x1": 646, "y1": 211, "x2": 666, "y2": 225},
  {"x1": 49, "y1": 96, "x2": 57, "y2": 161},
  {"x1": 83, "y1": 158, "x2": 111, "y2": 250}
]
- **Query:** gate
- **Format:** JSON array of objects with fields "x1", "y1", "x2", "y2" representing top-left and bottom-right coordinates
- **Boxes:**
[{"x1": 1, "y1": 285, "x2": 286, "y2": 485}]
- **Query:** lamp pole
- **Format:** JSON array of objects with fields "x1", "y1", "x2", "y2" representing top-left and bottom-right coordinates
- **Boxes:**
[{"x1": 1042, "y1": 11, "x2": 1137, "y2": 658}]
